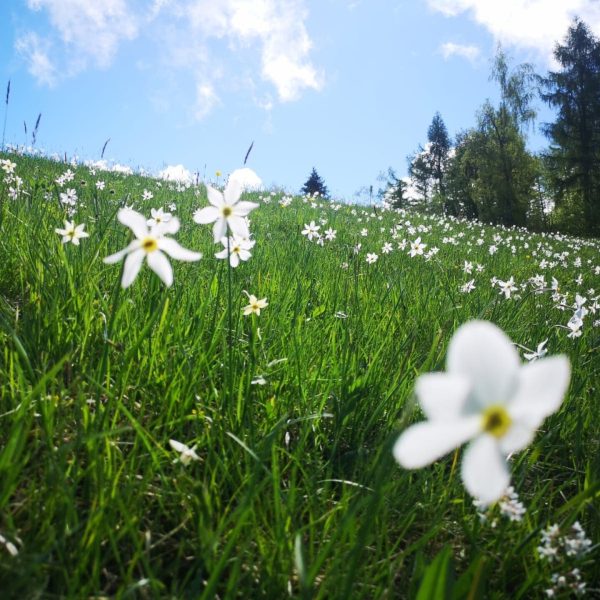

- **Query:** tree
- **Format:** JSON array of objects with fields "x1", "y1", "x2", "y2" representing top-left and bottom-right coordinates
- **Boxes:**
[
  {"x1": 407, "y1": 145, "x2": 433, "y2": 204},
  {"x1": 539, "y1": 18, "x2": 600, "y2": 234},
  {"x1": 380, "y1": 168, "x2": 407, "y2": 209},
  {"x1": 301, "y1": 168, "x2": 329, "y2": 198},
  {"x1": 427, "y1": 112, "x2": 451, "y2": 197},
  {"x1": 445, "y1": 130, "x2": 479, "y2": 219}
]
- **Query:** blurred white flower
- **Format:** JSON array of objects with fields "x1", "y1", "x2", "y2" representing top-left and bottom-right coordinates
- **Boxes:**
[
  {"x1": 393, "y1": 320, "x2": 570, "y2": 503},
  {"x1": 169, "y1": 439, "x2": 200, "y2": 466},
  {"x1": 147, "y1": 207, "x2": 171, "y2": 227}
]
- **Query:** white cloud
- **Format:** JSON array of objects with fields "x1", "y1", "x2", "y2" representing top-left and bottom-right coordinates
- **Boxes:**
[
  {"x1": 428, "y1": 0, "x2": 600, "y2": 61},
  {"x1": 18, "y1": 0, "x2": 323, "y2": 114},
  {"x1": 23, "y1": 0, "x2": 138, "y2": 80},
  {"x1": 194, "y1": 83, "x2": 220, "y2": 120},
  {"x1": 158, "y1": 164, "x2": 194, "y2": 183},
  {"x1": 227, "y1": 167, "x2": 263, "y2": 191},
  {"x1": 15, "y1": 32, "x2": 57, "y2": 86},
  {"x1": 440, "y1": 41, "x2": 480, "y2": 63}
]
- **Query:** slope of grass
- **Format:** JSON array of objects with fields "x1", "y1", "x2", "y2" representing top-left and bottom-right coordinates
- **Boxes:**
[{"x1": 0, "y1": 152, "x2": 598, "y2": 598}]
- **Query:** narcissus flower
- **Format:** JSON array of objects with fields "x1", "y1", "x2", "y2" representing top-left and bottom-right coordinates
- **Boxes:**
[
  {"x1": 215, "y1": 235, "x2": 255, "y2": 268},
  {"x1": 104, "y1": 208, "x2": 201, "y2": 288},
  {"x1": 243, "y1": 292, "x2": 268, "y2": 316},
  {"x1": 169, "y1": 439, "x2": 200, "y2": 466},
  {"x1": 193, "y1": 178, "x2": 258, "y2": 243},
  {"x1": 393, "y1": 320, "x2": 570, "y2": 503},
  {"x1": 55, "y1": 220, "x2": 89, "y2": 245}
]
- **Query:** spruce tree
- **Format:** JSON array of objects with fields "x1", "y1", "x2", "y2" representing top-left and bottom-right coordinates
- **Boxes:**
[
  {"x1": 301, "y1": 168, "x2": 329, "y2": 198},
  {"x1": 540, "y1": 18, "x2": 600, "y2": 234},
  {"x1": 427, "y1": 112, "x2": 451, "y2": 197}
]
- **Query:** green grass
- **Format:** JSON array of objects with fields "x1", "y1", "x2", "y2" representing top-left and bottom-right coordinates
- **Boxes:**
[{"x1": 0, "y1": 152, "x2": 598, "y2": 598}]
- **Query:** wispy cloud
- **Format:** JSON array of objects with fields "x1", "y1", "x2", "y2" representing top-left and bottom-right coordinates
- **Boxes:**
[
  {"x1": 428, "y1": 0, "x2": 600, "y2": 61},
  {"x1": 17, "y1": 0, "x2": 324, "y2": 118},
  {"x1": 25, "y1": 0, "x2": 139, "y2": 74},
  {"x1": 15, "y1": 32, "x2": 58, "y2": 87},
  {"x1": 440, "y1": 41, "x2": 480, "y2": 63}
]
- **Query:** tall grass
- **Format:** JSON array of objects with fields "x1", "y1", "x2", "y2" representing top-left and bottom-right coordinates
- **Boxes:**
[{"x1": 0, "y1": 151, "x2": 598, "y2": 598}]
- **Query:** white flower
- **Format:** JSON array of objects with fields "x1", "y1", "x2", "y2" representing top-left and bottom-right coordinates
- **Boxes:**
[
  {"x1": 104, "y1": 208, "x2": 202, "y2": 288},
  {"x1": 214, "y1": 235, "x2": 255, "y2": 268},
  {"x1": 193, "y1": 179, "x2": 258, "y2": 243},
  {"x1": 523, "y1": 340, "x2": 548, "y2": 362},
  {"x1": 366, "y1": 253, "x2": 378, "y2": 264},
  {"x1": 460, "y1": 279, "x2": 476, "y2": 294},
  {"x1": 497, "y1": 277, "x2": 519, "y2": 299},
  {"x1": 301, "y1": 221, "x2": 320, "y2": 241},
  {"x1": 147, "y1": 207, "x2": 172, "y2": 227},
  {"x1": 324, "y1": 227, "x2": 337, "y2": 241},
  {"x1": 169, "y1": 439, "x2": 200, "y2": 466},
  {"x1": 382, "y1": 242, "x2": 393, "y2": 254},
  {"x1": 243, "y1": 292, "x2": 268, "y2": 316},
  {"x1": 393, "y1": 321, "x2": 570, "y2": 503},
  {"x1": 409, "y1": 237, "x2": 426, "y2": 257},
  {"x1": 55, "y1": 220, "x2": 89, "y2": 245}
]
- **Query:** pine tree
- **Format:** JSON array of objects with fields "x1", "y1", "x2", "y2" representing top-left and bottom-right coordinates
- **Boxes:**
[
  {"x1": 540, "y1": 18, "x2": 600, "y2": 234},
  {"x1": 301, "y1": 168, "x2": 329, "y2": 198},
  {"x1": 427, "y1": 112, "x2": 451, "y2": 197}
]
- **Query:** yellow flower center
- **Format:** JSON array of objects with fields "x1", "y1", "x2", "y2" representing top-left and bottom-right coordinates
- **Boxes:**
[
  {"x1": 142, "y1": 237, "x2": 158, "y2": 253},
  {"x1": 481, "y1": 405, "x2": 512, "y2": 438},
  {"x1": 232, "y1": 245, "x2": 240, "y2": 254},
  {"x1": 222, "y1": 206, "x2": 233, "y2": 218}
]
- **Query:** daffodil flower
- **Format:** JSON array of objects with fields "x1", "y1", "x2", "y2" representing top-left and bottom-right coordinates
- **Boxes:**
[
  {"x1": 169, "y1": 439, "x2": 200, "y2": 466},
  {"x1": 215, "y1": 235, "x2": 255, "y2": 268},
  {"x1": 104, "y1": 208, "x2": 202, "y2": 288},
  {"x1": 243, "y1": 292, "x2": 268, "y2": 316},
  {"x1": 193, "y1": 178, "x2": 258, "y2": 243},
  {"x1": 393, "y1": 321, "x2": 570, "y2": 504},
  {"x1": 55, "y1": 220, "x2": 89, "y2": 245}
]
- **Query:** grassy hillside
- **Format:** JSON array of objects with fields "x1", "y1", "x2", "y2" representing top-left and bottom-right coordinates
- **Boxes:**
[{"x1": 0, "y1": 152, "x2": 598, "y2": 598}]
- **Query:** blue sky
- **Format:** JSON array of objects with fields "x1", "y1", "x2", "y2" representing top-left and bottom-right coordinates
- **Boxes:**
[{"x1": 2, "y1": 0, "x2": 600, "y2": 199}]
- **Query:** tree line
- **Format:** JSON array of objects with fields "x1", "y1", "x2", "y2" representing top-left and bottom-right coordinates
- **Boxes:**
[{"x1": 384, "y1": 18, "x2": 600, "y2": 237}]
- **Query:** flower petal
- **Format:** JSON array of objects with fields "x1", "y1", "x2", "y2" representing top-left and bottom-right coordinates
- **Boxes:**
[
  {"x1": 153, "y1": 216, "x2": 180, "y2": 236},
  {"x1": 233, "y1": 201, "x2": 259, "y2": 217},
  {"x1": 447, "y1": 321, "x2": 520, "y2": 409},
  {"x1": 393, "y1": 416, "x2": 480, "y2": 469},
  {"x1": 206, "y1": 185, "x2": 224, "y2": 208},
  {"x1": 193, "y1": 206, "x2": 220, "y2": 225},
  {"x1": 104, "y1": 240, "x2": 140, "y2": 264},
  {"x1": 415, "y1": 373, "x2": 470, "y2": 421},
  {"x1": 212, "y1": 218, "x2": 227, "y2": 243},
  {"x1": 158, "y1": 237, "x2": 202, "y2": 261},
  {"x1": 121, "y1": 248, "x2": 145, "y2": 288},
  {"x1": 118, "y1": 208, "x2": 148, "y2": 239},
  {"x1": 508, "y1": 356, "x2": 570, "y2": 428},
  {"x1": 147, "y1": 250, "x2": 173, "y2": 287},
  {"x1": 499, "y1": 420, "x2": 536, "y2": 454},
  {"x1": 224, "y1": 177, "x2": 242, "y2": 205},
  {"x1": 228, "y1": 215, "x2": 250, "y2": 239},
  {"x1": 230, "y1": 252, "x2": 240, "y2": 268},
  {"x1": 461, "y1": 434, "x2": 510, "y2": 503}
]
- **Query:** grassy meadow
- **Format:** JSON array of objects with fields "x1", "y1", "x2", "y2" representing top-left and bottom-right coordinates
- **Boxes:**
[{"x1": 0, "y1": 152, "x2": 599, "y2": 598}]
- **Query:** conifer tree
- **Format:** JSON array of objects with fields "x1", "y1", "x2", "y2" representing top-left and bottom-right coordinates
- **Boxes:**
[
  {"x1": 301, "y1": 168, "x2": 329, "y2": 198},
  {"x1": 540, "y1": 18, "x2": 600, "y2": 234},
  {"x1": 427, "y1": 112, "x2": 451, "y2": 197}
]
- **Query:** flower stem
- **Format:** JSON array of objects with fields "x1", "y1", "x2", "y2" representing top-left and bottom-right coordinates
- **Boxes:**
[{"x1": 226, "y1": 235, "x2": 234, "y2": 404}]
